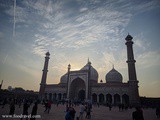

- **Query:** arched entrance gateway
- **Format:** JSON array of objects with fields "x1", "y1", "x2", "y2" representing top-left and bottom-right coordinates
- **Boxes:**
[
  {"x1": 69, "y1": 77, "x2": 86, "y2": 101},
  {"x1": 78, "y1": 89, "x2": 85, "y2": 101}
]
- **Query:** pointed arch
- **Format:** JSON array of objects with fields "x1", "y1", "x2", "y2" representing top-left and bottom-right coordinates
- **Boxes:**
[
  {"x1": 53, "y1": 93, "x2": 57, "y2": 100},
  {"x1": 122, "y1": 94, "x2": 129, "y2": 105},
  {"x1": 92, "y1": 93, "x2": 97, "y2": 103},
  {"x1": 58, "y1": 93, "x2": 62, "y2": 100},
  {"x1": 63, "y1": 93, "x2": 67, "y2": 99},
  {"x1": 49, "y1": 93, "x2": 52, "y2": 101},
  {"x1": 114, "y1": 94, "x2": 120, "y2": 105},
  {"x1": 45, "y1": 93, "x2": 48, "y2": 100},
  {"x1": 106, "y1": 94, "x2": 112, "y2": 104},
  {"x1": 99, "y1": 93, "x2": 104, "y2": 104}
]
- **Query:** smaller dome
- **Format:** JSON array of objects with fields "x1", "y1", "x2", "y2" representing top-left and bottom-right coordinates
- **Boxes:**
[
  {"x1": 60, "y1": 73, "x2": 68, "y2": 84},
  {"x1": 106, "y1": 68, "x2": 123, "y2": 83}
]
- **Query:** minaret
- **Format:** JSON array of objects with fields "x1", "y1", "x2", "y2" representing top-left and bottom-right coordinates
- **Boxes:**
[
  {"x1": 39, "y1": 52, "x2": 50, "y2": 100},
  {"x1": 125, "y1": 34, "x2": 137, "y2": 81},
  {"x1": 87, "y1": 59, "x2": 91, "y2": 100},
  {"x1": 125, "y1": 34, "x2": 139, "y2": 105},
  {"x1": 67, "y1": 64, "x2": 71, "y2": 99}
]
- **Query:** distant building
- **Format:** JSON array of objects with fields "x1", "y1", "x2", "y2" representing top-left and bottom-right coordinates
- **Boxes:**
[
  {"x1": 39, "y1": 35, "x2": 140, "y2": 106},
  {"x1": 8, "y1": 86, "x2": 13, "y2": 92},
  {"x1": 0, "y1": 87, "x2": 38, "y2": 101}
]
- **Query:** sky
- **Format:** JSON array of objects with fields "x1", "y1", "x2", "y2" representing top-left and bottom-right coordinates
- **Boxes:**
[{"x1": 0, "y1": 0, "x2": 160, "y2": 97}]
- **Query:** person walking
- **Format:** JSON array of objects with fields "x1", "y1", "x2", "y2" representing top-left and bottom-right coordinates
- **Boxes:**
[
  {"x1": 44, "y1": 100, "x2": 48, "y2": 112},
  {"x1": 47, "y1": 101, "x2": 52, "y2": 114},
  {"x1": 2, "y1": 98, "x2": 7, "y2": 108},
  {"x1": 156, "y1": 107, "x2": 160, "y2": 118},
  {"x1": 132, "y1": 107, "x2": 144, "y2": 120},
  {"x1": 85, "y1": 104, "x2": 91, "y2": 119},
  {"x1": 30, "y1": 102, "x2": 38, "y2": 120},
  {"x1": 21, "y1": 100, "x2": 30, "y2": 120},
  {"x1": 9, "y1": 100, "x2": 15, "y2": 115},
  {"x1": 79, "y1": 103, "x2": 85, "y2": 119},
  {"x1": 65, "y1": 111, "x2": 73, "y2": 120}
]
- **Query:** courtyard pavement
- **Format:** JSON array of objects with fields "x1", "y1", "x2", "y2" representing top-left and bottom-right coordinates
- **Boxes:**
[{"x1": 0, "y1": 104, "x2": 158, "y2": 120}]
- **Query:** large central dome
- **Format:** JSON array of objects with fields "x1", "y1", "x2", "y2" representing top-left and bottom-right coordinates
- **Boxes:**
[
  {"x1": 80, "y1": 61, "x2": 99, "y2": 82},
  {"x1": 60, "y1": 61, "x2": 98, "y2": 83}
]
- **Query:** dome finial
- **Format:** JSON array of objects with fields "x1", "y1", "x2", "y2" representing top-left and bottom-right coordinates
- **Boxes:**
[
  {"x1": 109, "y1": 61, "x2": 114, "y2": 69},
  {"x1": 87, "y1": 57, "x2": 91, "y2": 65}
]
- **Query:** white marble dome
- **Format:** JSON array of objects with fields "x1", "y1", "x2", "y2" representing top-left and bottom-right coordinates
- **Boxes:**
[
  {"x1": 80, "y1": 62, "x2": 98, "y2": 82},
  {"x1": 105, "y1": 68, "x2": 123, "y2": 82}
]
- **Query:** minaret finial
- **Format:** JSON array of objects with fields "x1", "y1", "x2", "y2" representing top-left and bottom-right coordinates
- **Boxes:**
[{"x1": 68, "y1": 64, "x2": 71, "y2": 70}]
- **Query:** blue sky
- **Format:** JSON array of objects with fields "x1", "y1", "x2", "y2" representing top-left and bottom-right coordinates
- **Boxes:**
[{"x1": 0, "y1": 0, "x2": 160, "y2": 97}]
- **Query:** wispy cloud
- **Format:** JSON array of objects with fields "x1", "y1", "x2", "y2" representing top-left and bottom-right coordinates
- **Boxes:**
[
  {"x1": 79, "y1": 7, "x2": 88, "y2": 12},
  {"x1": 134, "y1": 33, "x2": 151, "y2": 51},
  {"x1": 137, "y1": 51, "x2": 160, "y2": 68},
  {"x1": 30, "y1": 1, "x2": 132, "y2": 56},
  {"x1": 3, "y1": 0, "x2": 158, "y2": 56},
  {"x1": 2, "y1": 54, "x2": 8, "y2": 64}
]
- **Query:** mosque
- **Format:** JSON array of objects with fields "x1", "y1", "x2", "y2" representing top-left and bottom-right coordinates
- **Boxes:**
[{"x1": 39, "y1": 34, "x2": 140, "y2": 106}]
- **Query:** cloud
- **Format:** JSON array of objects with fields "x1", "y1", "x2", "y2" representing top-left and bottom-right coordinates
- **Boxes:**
[
  {"x1": 18, "y1": 64, "x2": 39, "y2": 78},
  {"x1": 0, "y1": 32, "x2": 3, "y2": 38},
  {"x1": 79, "y1": 7, "x2": 88, "y2": 12},
  {"x1": 2, "y1": 54, "x2": 8, "y2": 64},
  {"x1": 31, "y1": 1, "x2": 132, "y2": 55},
  {"x1": 3, "y1": 0, "x2": 158, "y2": 57},
  {"x1": 137, "y1": 51, "x2": 160, "y2": 68},
  {"x1": 132, "y1": 0, "x2": 160, "y2": 14},
  {"x1": 134, "y1": 33, "x2": 150, "y2": 51}
]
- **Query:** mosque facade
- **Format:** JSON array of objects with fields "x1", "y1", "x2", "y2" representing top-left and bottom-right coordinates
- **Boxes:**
[{"x1": 39, "y1": 35, "x2": 140, "y2": 106}]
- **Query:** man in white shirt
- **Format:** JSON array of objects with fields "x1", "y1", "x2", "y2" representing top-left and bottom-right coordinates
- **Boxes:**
[{"x1": 79, "y1": 103, "x2": 85, "y2": 119}]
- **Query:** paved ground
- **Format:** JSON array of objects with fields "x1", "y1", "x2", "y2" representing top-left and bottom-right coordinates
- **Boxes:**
[{"x1": 0, "y1": 104, "x2": 158, "y2": 120}]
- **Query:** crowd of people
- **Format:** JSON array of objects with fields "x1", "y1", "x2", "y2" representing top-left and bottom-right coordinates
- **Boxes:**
[
  {"x1": 1, "y1": 98, "x2": 38, "y2": 120},
  {"x1": 65, "y1": 102, "x2": 92, "y2": 120},
  {"x1": 0, "y1": 98, "x2": 160, "y2": 120},
  {"x1": 43, "y1": 100, "x2": 52, "y2": 113}
]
